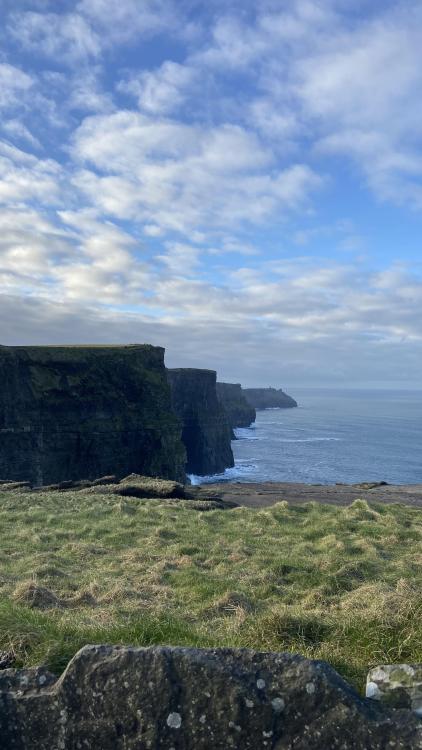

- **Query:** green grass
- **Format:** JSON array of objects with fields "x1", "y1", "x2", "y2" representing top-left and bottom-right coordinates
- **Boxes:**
[{"x1": 0, "y1": 489, "x2": 421, "y2": 691}]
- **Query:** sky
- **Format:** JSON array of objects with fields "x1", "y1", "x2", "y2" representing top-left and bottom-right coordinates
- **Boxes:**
[{"x1": 1, "y1": 0, "x2": 422, "y2": 388}]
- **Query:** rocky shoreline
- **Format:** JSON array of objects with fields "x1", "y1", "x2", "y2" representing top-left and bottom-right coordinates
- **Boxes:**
[{"x1": 194, "y1": 481, "x2": 422, "y2": 508}]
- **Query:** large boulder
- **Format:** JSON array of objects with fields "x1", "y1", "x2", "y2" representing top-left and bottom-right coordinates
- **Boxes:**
[{"x1": 0, "y1": 645, "x2": 420, "y2": 749}]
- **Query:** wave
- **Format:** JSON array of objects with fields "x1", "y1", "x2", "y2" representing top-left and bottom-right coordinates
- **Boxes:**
[
  {"x1": 188, "y1": 461, "x2": 257, "y2": 485},
  {"x1": 233, "y1": 427, "x2": 260, "y2": 441},
  {"x1": 276, "y1": 437, "x2": 342, "y2": 443}
]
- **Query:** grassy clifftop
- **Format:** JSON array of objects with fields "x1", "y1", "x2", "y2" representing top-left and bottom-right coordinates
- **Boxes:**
[{"x1": 0, "y1": 482, "x2": 420, "y2": 690}]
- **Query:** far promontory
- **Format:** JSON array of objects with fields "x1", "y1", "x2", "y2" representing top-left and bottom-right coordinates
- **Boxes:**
[{"x1": 243, "y1": 387, "x2": 298, "y2": 410}]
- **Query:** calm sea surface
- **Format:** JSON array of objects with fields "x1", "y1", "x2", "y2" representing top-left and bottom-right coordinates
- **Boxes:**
[{"x1": 189, "y1": 389, "x2": 422, "y2": 485}]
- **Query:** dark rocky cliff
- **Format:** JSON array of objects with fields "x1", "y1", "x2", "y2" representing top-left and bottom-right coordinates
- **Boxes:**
[
  {"x1": 0, "y1": 345, "x2": 186, "y2": 485},
  {"x1": 216, "y1": 382, "x2": 256, "y2": 429},
  {"x1": 167, "y1": 368, "x2": 234, "y2": 476},
  {"x1": 243, "y1": 387, "x2": 298, "y2": 409}
]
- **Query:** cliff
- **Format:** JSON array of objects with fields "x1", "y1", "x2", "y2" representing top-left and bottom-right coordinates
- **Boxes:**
[
  {"x1": 243, "y1": 387, "x2": 298, "y2": 409},
  {"x1": 216, "y1": 382, "x2": 256, "y2": 429},
  {"x1": 0, "y1": 345, "x2": 186, "y2": 485},
  {"x1": 167, "y1": 368, "x2": 234, "y2": 476},
  {"x1": 0, "y1": 645, "x2": 420, "y2": 749}
]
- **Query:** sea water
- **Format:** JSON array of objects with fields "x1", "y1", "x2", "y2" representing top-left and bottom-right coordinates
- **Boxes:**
[{"x1": 189, "y1": 389, "x2": 422, "y2": 485}]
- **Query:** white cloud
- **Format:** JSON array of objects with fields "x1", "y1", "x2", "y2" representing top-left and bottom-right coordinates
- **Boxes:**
[
  {"x1": 0, "y1": 64, "x2": 34, "y2": 110},
  {"x1": 185, "y1": 2, "x2": 422, "y2": 207},
  {"x1": 157, "y1": 242, "x2": 201, "y2": 276},
  {"x1": 0, "y1": 142, "x2": 63, "y2": 204},
  {"x1": 72, "y1": 111, "x2": 321, "y2": 233},
  {"x1": 9, "y1": 11, "x2": 101, "y2": 63},
  {"x1": 67, "y1": 69, "x2": 114, "y2": 114},
  {"x1": 77, "y1": 0, "x2": 176, "y2": 44},
  {"x1": 1, "y1": 120, "x2": 41, "y2": 148},
  {"x1": 257, "y1": 3, "x2": 422, "y2": 205},
  {"x1": 119, "y1": 61, "x2": 197, "y2": 115},
  {"x1": 0, "y1": 206, "x2": 74, "y2": 294}
]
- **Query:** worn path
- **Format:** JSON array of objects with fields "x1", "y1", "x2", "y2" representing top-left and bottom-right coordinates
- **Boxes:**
[{"x1": 194, "y1": 481, "x2": 422, "y2": 508}]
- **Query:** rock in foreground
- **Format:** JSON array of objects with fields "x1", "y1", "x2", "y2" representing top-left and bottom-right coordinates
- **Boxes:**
[
  {"x1": 367, "y1": 664, "x2": 422, "y2": 716},
  {"x1": 0, "y1": 645, "x2": 420, "y2": 749}
]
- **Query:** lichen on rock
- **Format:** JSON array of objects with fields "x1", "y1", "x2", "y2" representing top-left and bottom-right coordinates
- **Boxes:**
[
  {"x1": 0, "y1": 645, "x2": 420, "y2": 749},
  {"x1": 367, "y1": 663, "x2": 422, "y2": 716}
]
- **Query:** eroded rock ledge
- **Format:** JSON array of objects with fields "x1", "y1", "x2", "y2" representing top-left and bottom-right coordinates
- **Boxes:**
[{"x1": 0, "y1": 645, "x2": 420, "y2": 749}]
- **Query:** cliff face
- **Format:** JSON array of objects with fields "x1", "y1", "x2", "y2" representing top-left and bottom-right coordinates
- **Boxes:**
[
  {"x1": 0, "y1": 345, "x2": 186, "y2": 485},
  {"x1": 216, "y1": 382, "x2": 256, "y2": 429},
  {"x1": 167, "y1": 368, "x2": 234, "y2": 476},
  {"x1": 243, "y1": 387, "x2": 298, "y2": 409}
]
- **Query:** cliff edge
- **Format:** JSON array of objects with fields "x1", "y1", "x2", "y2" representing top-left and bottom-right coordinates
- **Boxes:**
[
  {"x1": 167, "y1": 368, "x2": 234, "y2": 476},
  {"x1": 0, "y1": 345, "x2": 186, "y2": 485}
]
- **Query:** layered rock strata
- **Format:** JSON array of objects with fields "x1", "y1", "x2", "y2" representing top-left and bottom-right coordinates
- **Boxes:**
[
  {"x1": 167, "y1": 368, "x2": 234, "y2": 475},
  {"x1": 216, "y1": 382, "x2": 256, "y2": 429},
  {"x1": 0, "y1": 645, "x2": 420, "y2": 749},
  {"x1": 243, "y1": 387, "x2": 298, "y2": 409},
  {"x1": 0, "y1": 345, "x2": 186, "y2": 485}
]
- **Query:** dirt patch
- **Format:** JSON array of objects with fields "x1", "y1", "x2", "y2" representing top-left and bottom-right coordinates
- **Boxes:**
[
  {"x1": 13, "y1": 582, "x2": 62, "y2": 609},
  {"x1": 194, "y1": 481, "x2": 422, "y2": 508}
]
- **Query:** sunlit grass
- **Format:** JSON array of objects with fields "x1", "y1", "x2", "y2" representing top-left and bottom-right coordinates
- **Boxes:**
[{"x1": 0, "y1": 489, "x2": 421, "y2": 690}]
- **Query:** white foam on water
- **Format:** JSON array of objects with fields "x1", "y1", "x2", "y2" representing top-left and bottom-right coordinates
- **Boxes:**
[
  {"x1": 277, "y1": 437, "x2": 342, "y2": 443},
  {"x1": 234, "y1": 427, "x2": 260, "y2": 440},
  {"x1": 188, "y1": 461, "x2": 257, "y2": 485}
]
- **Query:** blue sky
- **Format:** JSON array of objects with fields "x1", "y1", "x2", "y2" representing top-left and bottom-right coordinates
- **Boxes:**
[{"x1": 1, "y1": 0, "x2": 422, "y2": 387}]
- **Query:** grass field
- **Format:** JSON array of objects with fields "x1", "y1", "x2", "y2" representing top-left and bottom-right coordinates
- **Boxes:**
[{"x1": 0, "y1": 484, "x2": 421, "y2": 691}]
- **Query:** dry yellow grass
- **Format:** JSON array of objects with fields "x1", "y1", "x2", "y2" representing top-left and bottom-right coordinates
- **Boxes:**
[{"x1": 0, "y1": 487, "x2": 420, "y2": 690}]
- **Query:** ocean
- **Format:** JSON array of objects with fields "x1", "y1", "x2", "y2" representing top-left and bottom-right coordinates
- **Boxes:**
[{"x1": 189, "y1": 389, "x2": 422, "y2": 485}]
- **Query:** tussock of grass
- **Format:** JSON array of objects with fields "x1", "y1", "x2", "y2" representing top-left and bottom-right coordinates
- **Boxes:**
[{"x1": 0, "y1": 486, "x2": 421, "y2": 691}]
